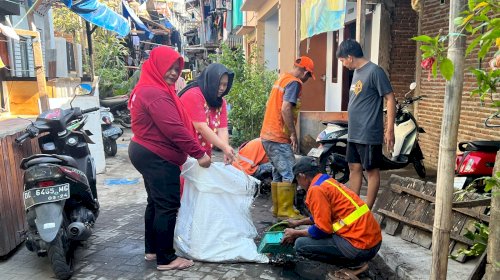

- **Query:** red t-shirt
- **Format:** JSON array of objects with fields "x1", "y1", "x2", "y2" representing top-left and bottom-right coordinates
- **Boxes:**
[
  {"x1": 180, "y1": 86, "x2": 228, "y2": 152},
  {"x1": 130, "y1": 86, "x2": 206, "y2": 166}
]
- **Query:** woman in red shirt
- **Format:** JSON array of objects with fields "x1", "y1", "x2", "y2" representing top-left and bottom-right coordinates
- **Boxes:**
[
  {"x1": 128, "y1": 46, "x2": 211, "y2": 271},
  {"x1": 178, "y1": 63, "x2": 236, "y2": 164}
]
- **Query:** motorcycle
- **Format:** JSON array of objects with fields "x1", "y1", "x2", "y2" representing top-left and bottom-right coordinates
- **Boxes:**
[
  {"x1": 454, "y1": 113, "x2": 500, "y2": 191},
  {"x1": 308, "y1": 82, "x2": 426, "y2": 183},
  {"x1": 99, "y1": 94, "x2": 131, "y2": 128},
  {"x1": 15, "y1": 84, "x2": 100, "y2": 280},
  {"x1": 100, "y1": 107, "x2": 123, "y2": 157}
]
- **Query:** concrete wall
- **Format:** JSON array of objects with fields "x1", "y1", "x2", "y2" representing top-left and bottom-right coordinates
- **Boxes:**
[
  {"x1": 264, "y1": 12, "x2": 279, "y2": 71},
  {"x1": 47, "y1": 84, "x2": 106, "y2": 174},
  {"x1": 298, "y1": 111, "x2": 348, "y2": 155},
  {"x1": 278, "y1": 0, "x2": 296, "y2": 73},
  {"x1": 55, "y1": 37, "x2": 68, "y2": 78}
]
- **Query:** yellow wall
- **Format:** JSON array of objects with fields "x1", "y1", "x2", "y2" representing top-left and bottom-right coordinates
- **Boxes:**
[
  {"x1": 278, "y1": 0, "x2": 297, "y2": 73},
  {"x1": 4, "y1": 81, "x2": 56, "y2": 116},
  {"x1": 242, "y1": 0, "x2": 297, "y2": 73}
]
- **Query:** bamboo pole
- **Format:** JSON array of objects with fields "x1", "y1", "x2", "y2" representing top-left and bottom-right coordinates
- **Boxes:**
[
  {"x1": 296, "y1": 0, "x2": 301, "y2": 58},
  {"x1": 486, "y1": 151, "x2": 500, "y2": 279},
  {"x1": 356, "y1": 0, "x2": 366, "y2": 48},
  {"x1": 430, "y1": 1, "x2": 467, "y2": 279}
]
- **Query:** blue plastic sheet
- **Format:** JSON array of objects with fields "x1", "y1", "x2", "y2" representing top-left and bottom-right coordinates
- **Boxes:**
[
  {"x1": 62, "y1": 0, "x2": 130, "y2": 37},
  {"x1": 104, "y1": 178, "x2": 140, "y2": 186},
  {"x1": 122, "y1": 0, "x2": 153, "y2": 40}
]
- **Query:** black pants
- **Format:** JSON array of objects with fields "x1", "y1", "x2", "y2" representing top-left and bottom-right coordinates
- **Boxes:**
[{"x1": 128, "y1": 140, "x2": 180, "y2": 265}]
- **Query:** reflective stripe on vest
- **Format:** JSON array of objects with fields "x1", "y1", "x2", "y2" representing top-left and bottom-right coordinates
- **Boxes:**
[{"x1": 325, "y1": 180, "x2": 370, "y2": 232}]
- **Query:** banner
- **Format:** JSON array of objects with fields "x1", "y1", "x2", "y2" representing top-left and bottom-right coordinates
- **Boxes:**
[{"x1": 300, "y1": 0, "x2": 346, "y2": 41}]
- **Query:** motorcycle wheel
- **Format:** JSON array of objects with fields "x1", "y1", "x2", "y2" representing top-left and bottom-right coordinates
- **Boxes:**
[
  {"x1": 413, "y1": 158, "x2": 426, "y2": 178},
  {"x1": 104, "y1": 139, "x2": 118, "y2": 157},
  {"x1": 118, "y1": 118, "x2": 132, "y2": 128},
  {"x1": 47, "y1": 231, "x2": 73, "y2": 280},
  {"x1": 319, "y1": 151, "x2": 350, "y2": 183}
]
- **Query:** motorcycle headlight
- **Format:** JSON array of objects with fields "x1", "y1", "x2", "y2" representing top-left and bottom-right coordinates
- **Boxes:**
[{"x1": 25, "y1": 165, "x2": 63, "y2": 183}]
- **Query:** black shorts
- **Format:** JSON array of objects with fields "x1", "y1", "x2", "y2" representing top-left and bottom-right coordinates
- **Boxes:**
[{"x1": 346, "y1": 142, "x2": 382, "y2": 170}]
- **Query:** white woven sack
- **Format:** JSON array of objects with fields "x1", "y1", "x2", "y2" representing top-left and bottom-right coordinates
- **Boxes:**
[{"x1": 174, "y1": 157, "x2": 268, "y2": 263}]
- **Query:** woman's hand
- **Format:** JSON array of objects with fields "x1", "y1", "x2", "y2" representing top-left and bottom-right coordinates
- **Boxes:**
[
  {"x1": 223, "y1": 145, "x2": 236, "y2": 164},
  {"x1": 197, "y1": 153, "x2": 211, "y2": 168}
]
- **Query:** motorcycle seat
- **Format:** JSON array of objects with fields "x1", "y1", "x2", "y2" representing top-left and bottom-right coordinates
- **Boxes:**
[
  {"x1": 21, "y1": 154, "x2": 79, "y2": 170},
  {"x1": 322, "y1": 120, "x2": 348, "y2": 127},
  {"x1": 100, "y1": 97, "x2": 127, "y2": 107},
  {"x1": 459, "y1": 141, "x2": 500, "y2": 152}
]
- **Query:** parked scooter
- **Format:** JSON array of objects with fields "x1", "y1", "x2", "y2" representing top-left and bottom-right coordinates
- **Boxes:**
[
  {"x1": 15, "y1": 84, "x2": 100, "y2": 280},
  {"x1": 100, "y1": 107, "x2": 123, "y2": 156},
  {"x1": 454, "y1": 113, "x2": 500, "y2": 191},
  {"x1": 308, "y1": 82, "x2": 426, "y2": 183},
  {"x1": 99, "y1": 94, "x2": 131, "y2": 128}
]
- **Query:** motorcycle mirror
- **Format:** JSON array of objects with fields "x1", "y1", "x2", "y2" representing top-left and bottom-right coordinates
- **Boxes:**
[
  {"x1": 76, "y1": 84, "x2": 93, "y2": 95},
  {"x1": 409, "y1": 82, "x2": 417, "y2": 90}
]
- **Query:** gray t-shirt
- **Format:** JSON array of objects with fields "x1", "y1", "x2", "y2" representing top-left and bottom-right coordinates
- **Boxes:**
[
  {"x1": 284, "y1": 81, "x2": 300, "y2": 105},
  {"x1": 347, "y1": 62, "x2": 393, "y2": 145}
]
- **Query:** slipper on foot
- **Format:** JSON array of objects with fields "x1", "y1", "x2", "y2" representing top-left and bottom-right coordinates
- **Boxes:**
[
  {"x1": 156, "y1": 258, "x2": 194, "y2": 271},
  {"x1": 327, "y1": 262, "x2": 368, "y2": 280},
  {"x1": 144, "y1": 254, "x2": 156, "y2": 261}
]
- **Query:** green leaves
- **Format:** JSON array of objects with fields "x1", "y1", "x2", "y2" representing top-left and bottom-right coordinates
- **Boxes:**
[
  {"x1": 412, "y1": 35, "x2": 434, "y2": 43},
  {"x1": 211, "y1": 44, "x2": 278, "y2": 146},
  {"x1": 439, "y1": 58, "x2": 454, "y2": 81}
]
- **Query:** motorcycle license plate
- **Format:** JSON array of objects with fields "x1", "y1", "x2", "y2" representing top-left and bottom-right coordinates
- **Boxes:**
[
  {"x1": 23, "y1": 183, "x2": 70, "y2": 210},
  {"x1": 103, "y1": 126, "x2": 122, "y2": 138},
  {"x1": 453, "y1": 177, "x2": 467, "y2": 190},
  {"x1": 307, "y1": 147, "x2": 323, "y2": 158}
]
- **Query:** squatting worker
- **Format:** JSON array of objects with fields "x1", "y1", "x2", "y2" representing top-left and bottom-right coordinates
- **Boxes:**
[
  {"x1": 282, "y1": 156, "x2": 382, "y2": 280},
  {"x1": 260, "y1": 56, "x2": 315, "y2": 219},
  {"x1": 128, "y1": 46, "x2": 211, "y2": 271},
  {"x1": 337, "y1": 39, "x2": 396, "y2": 209}
]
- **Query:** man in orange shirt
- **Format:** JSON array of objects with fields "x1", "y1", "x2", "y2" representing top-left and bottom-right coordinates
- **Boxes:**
[
  {"x1": 260, "y1": 56, "x2": 315, "y2": 219},
  {"x1": 282, "y1": 156, "x2": 382, "y2": 279},
  {"x1": 232, "y1": 138, "x2": 272, "y2": 179}
]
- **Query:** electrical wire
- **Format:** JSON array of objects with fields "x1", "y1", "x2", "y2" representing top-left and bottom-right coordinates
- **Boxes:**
[{"x1": 13, "y1": 0, "x2": 43, "y2": 28}]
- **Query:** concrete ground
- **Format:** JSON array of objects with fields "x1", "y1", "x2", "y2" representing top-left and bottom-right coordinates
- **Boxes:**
[{"x1": 0, "y1": 129, "x2": 480, "y2": 279}]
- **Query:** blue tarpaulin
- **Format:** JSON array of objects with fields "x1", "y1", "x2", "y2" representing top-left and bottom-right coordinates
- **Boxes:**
[
  {"x1": 61, "y1": 0, "x2": 130, "y2": 37},
  {"x1": 122, "y1": 0, "x2": 153, "y2": 40}
]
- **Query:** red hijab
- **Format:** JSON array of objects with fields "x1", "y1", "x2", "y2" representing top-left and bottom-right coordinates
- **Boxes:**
[{"x1": 129, "y1": 47, "x2": 196, "y2": 137}]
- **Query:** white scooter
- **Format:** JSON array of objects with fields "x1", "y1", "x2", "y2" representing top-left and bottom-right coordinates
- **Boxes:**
[{"x1": 308, "y1": 82, "x2": 426, "y2": 183}]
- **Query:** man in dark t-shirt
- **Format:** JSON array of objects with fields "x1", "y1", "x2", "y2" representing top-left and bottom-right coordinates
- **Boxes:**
[{"x1": 336, "y1": 39, "x2": 396, "y2": 209}]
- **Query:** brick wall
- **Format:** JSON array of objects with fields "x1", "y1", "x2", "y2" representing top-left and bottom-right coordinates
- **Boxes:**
[
  {"x1": 417, "y1": 0, "x2": 500, "y2": 169},
  {"x1": 388, "y1": 1, "x2": 419, "y2": 99}
]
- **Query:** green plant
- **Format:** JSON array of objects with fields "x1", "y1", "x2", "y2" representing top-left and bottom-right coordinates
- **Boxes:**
[
  {"x1": 211, "y1": 44, "x2": 278, "y2": 146},
  {"x1": 92, "y1": 29, "x2": 130, "y2": 98},
  {"x1": 412, "y1": 0, "x2": 499, "y2": 107},
  {"x1": 52, "y1": 1, "x2": 131, "y2": 98},
  {"x1": 451, "y1": 221, "x2": 489, "y2": 259}
]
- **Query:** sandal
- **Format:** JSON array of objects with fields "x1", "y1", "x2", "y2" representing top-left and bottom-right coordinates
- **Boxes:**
[
  {"x1": 157, "y1": 257, "x2": 194, "y2": 271},
  {"x1": 144, "y1": 253, "x2": 156, "y2": 261},
  {"x1": 327, "y1": 262, "x2": 369, "y2": 280}
]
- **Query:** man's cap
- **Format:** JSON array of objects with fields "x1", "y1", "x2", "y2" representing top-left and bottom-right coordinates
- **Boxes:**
[
  {"x1": 293, "y1": 156, "x2": 320, "y2": 177},
  {"x1": 294, "y1": 56, "x2": 315, "y2": 80}
]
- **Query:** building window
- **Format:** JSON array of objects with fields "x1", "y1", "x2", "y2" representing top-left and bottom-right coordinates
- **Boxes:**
[
  {"x1": 66, "y1": 42, "x2": 76, "y2": 72},
  {"x1": 19, "y1": 38, "x2": 30, "y2": 77}
]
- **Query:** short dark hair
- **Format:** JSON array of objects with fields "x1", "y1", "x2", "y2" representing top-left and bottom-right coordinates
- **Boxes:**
[{"x1": 336, "y1": 39, "x2": 364, "y2": 58}]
